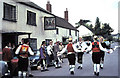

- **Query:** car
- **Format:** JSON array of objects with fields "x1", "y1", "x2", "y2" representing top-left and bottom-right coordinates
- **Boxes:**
[
  {"x1": 0, "y1": 61, "x2": 8, "y2": 76},
  {"x1": 29, "y1": 50, "x2": 40, "y2": 69}
]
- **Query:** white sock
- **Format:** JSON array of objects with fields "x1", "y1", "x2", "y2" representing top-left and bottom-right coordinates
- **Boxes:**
[
  {"x1": 78, "y1": 64, "x2": 82, "y2": 67},
  {"x1": 58, "y1": 63, "x2": 61, "y2": 66},
  {"x1": 101, "y1": 64, "x2": 103, "y2": 67},
  {"x1": 23, "y1": 71, "x2": 27, "y2": 77},
  {"x1": 94, "y1": 64, "x2": 97, "y2": 72},
  {"x1": 45, "y1": 65, "x2": 47, "y2": 69},
  {"x1": 69, "y1": 65, "x2": 72, "y2": 71},
  {"x1": 81, "y1": 64, "x2": 82, "y2": 67},
  {"x1": 43, "y1": 60, "x2": 45, "y2": 66},
  {"x1": 18, "y1": 71, "x2": 22, "y2": 76},
  {"x1": 97, "y1": 64, "x2": 100, "y2": 73},
  {"x1": 54, "y1": 62, "x2": 57, "y2": 65},
  {"x1": 71, "y1": 65, "x2": 75, "y2": 71},
  {"x1": 58, "y1": 57, "x2": 61, "y2": 63}
]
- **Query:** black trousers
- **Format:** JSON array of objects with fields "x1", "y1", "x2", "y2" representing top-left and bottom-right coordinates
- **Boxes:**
[
  {"x1": 92, "y1": 52, "x2": 101, "y2": 64},
  {"x1": 7, "y1": 61, "x2": 12, "y2": 75},
  {"x1": 100, "y1": 51, "x2": 105, "y2": 62},
  {"x1": 77, "y1": 52, "x2": 84, "y2": 64},
  {"x1": 18, "y1": 57, "x2": 28, "y2": 71},
  {"x1": 40, "y1": 59, "x2": 47, "y2": 67},
  {"x1": 49, "y1": 54, "x2": 54, "y2": 62},
  {"x1": 67, "y1": 54, "x2": 76, "y2": 65}
]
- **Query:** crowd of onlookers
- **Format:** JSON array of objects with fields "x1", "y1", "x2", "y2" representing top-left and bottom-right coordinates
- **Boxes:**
[{"x1": 1, "y1": 39, "x2": 66, "y2": 77}]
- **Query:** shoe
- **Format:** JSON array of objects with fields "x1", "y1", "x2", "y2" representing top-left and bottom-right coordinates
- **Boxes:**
[
  {"x1": 55, "y1": 65, "x2": 58, "y2": 68},
  {"x1": 55, "y1": 66, "x2": 62, "y2": 68},
  {"x1": 100, "y1": 65, "x2": 103, "y2": 69},
  {"x1": 29, "y1": 74, "x2": 34, "y2": 77},
  {"x1": 100, "y1": 67, "x2": 103, "y2": 69},
  {"x1": 94, "y1": 72, "x2": 96, "y2": 75},
  {"x1": 70, "y1": 71, "x2": 74, "y2": 75},
  {"x1": 77, "y1": 66, "x2": 80, "y2": 69},
  {"x1": 80, "y1": 67, "x2": 82, "y2": 69},
  {"x1": 96, "y1": 72, "x2": 99, "y2": 76},
  {"x1": 45, "y1": 69, "x2": 49, "y2": 71},
  {"x1": 41, "y1": 70, "x2": 45, "y2": 72}
]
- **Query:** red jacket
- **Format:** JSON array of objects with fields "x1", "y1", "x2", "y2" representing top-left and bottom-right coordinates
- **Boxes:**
[{"x1": 2, "y1": 47, "x2": 12, "y2": 62}]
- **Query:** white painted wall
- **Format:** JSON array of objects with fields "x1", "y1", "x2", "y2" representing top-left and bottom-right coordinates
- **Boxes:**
[
  {"x1": 0, "y1": 34, "x2": 2, "y2": 51},
  {"x1": 54, "y1": 27, "x2": 78, "y2": 43},
  {"x1": 71, "y1": 30, "x2": 77, "y2": 42},
  {"x1": 0, "y1": 0, "x2": 3, "y2": 50},
  {"x1": 78, "y1": 25, "x2": 93, "y2": 37},
  {"x1": 1, "y1": 0, "x2": 78, "y2": 49},
  {"x1": 1, "y1": 1, "x2": 54, "y2": 49}
]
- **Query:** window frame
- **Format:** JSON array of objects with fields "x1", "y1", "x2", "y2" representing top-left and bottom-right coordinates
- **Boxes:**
[
  {"x1": 69, "y1": 29, "x2": 71, "y2": 35},
  {"x1": 56, "y1": 28, "x2": 59, "y2": 34},
  {"x1": 75, "y1": 31, "x2": 77, "y2": 36},
  {"x1": 27, "y1": 10, "x2": 37, "y2": 26},
  {"x1": 3, "y1": 2, "x2": 17, "y2": 22}
]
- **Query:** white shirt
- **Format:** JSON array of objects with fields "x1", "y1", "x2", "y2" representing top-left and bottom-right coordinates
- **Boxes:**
[
  {"x1": 47, "y1": 45, "x2": 53, "y2": 55},
  {"x1": 86, "y1": 41, "x2": 108, "y2": 52},
  {"x1": 59, "y1": 43, "x2": 81, "y2": 55},
  {"x1": 75, "y1": 41, "x2": 88, "y2": 52},
  {"x1": 15, "y1": 44, "x2": 34, "y2": 55}
]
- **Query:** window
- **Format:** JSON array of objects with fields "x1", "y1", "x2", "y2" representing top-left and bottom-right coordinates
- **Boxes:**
[
  {"x1": 27, "y1": 10, "x2": 36, "y2": 26},
  {"x1": 45, "y1": 39, "x2": 52, "y2": 46},
  {"x1": 75, "y1": 31, "x2": 77, "y2": 36},
  {"x1": 56, "y1": 28, "x2": 59, "y2": 34},
  {"x1": 29, "y1": 38, "x2": 37, "y2": 50},
  {"x1": 3, "y1": 3, "x2": 16, "y2": 22},
  {"x1": 69, "y1": 29, "x2": 71, "y2": 35}
]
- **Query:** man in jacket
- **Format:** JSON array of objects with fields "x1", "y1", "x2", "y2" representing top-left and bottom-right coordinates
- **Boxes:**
[{"x1": 15, "y1": 39, "x2": 34, "y2": 77}]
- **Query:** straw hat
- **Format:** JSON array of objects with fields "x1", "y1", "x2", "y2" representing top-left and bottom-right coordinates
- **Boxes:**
[{"x1": 69, "y1": 37, "x2": 72, "y2": 41}]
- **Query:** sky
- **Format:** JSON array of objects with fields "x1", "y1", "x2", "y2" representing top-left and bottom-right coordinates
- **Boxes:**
[{"x1": 30, "y1": 0, "x2": 119, "y2": 34}]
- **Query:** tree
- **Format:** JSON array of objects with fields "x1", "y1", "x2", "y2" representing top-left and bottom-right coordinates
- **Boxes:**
[
  {"x1": 94, "y1": 17, "x2": 102, "y2": 35},
  {"x1": 75, "y1": 17, "x2": 114, "y2": 41},
  {"x1": 101, "y1": 23, "x2": 114, "y2": 40}
]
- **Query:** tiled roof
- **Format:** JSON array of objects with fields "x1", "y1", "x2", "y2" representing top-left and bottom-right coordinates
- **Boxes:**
[
  {"x1": 18, "y1": 1, "x2": 55, "y2": 16},
  {"x1": 18, "y1": 1, "x2": 78, "y2": 31},
  {"x1": 56, "y1": 16, "x2": 78, "y2": 31}
]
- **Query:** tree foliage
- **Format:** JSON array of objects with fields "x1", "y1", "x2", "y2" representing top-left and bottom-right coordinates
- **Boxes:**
[{"x1": 75, "y1": 17, "x2": 114, "y2": 40}]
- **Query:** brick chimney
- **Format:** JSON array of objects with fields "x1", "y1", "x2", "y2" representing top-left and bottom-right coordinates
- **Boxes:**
[
  {"x1": 46, "y1": 1, "x2": 52, "y2": 13},
  {"x1": 64, "y1": 8, "x2": 68, "y2": 21}
]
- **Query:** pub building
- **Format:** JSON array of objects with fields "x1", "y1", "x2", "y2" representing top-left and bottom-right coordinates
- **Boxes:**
[{"x1": 0, "y1": 0, "x2": 79, "y2": 51}]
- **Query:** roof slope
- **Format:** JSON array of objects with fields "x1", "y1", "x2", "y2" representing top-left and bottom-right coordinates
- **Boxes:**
[
  {"x1": 18, "y1": 1, "x2": 55, "y2": 16},
  {"x1": 56, "y1": 16, "x2": 77, "y2": 31},
  {"x1": 18, "y1": 1, "x2": 78, "y2": 31}
]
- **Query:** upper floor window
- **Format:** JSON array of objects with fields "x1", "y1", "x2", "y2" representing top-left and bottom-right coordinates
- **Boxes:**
[
  {"x1": 69, "y1": 29, "x2": 71, "y2": 35},
  {"x1": 27, "y1": 10, "x2": 36, "y2": 26},
  {"x1": 56, "y1": 28, "x2": 59, "y2": 34},
  {"x1": 3, "y1": 3, "x2": 17, "y2": 22},
  {"x1": 75, "y1": 31, "x2": 77, "y2": 36}
]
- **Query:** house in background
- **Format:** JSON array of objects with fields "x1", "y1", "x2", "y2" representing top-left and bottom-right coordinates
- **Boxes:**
[{"x1": 0, "y1": 0, "x2": 78, "y2": 51}]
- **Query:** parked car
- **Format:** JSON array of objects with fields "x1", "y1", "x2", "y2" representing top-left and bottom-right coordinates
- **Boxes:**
[
  {"x1": 0, "y1": 61, "x2": 8, "y2": 76},
  {"x1": 29, "y1": 50, "x2": 40, "y2": 69}
]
